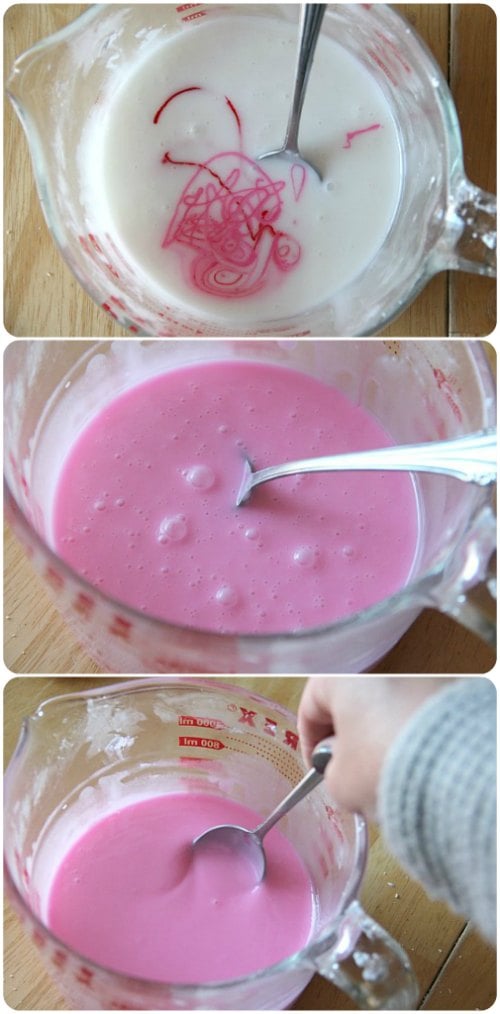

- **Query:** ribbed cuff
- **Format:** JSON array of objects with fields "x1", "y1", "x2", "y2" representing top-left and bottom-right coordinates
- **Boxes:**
[{"x1": 378, "y1": 678, "x2": 496, "y2": 944}]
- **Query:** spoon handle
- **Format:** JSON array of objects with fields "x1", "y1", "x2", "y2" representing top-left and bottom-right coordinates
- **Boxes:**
[
  {"x1": 239, "y1": 429, "x2": 497, "y2": 504},
  {"x1": 283, "y1": 4, "x2": 326, "y2": 149},
  {"x1": 254, "y1": 738, "x2": 333, "y2": 843}
]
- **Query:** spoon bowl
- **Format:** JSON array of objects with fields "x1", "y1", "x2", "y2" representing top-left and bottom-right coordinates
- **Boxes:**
[{"x1": 192, "y1": 739, "x2": 333, "y2": 881}]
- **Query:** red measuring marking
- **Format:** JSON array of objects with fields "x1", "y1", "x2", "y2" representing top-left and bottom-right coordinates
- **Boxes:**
[
  {"x1": 179, "y1": 735, "x2": 226, "y2": 750},
  {"x1": 178, "y1": 714, "x2": 226, "y2": 730}
]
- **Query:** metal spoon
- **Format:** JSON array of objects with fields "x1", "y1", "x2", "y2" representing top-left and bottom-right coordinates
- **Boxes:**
[
  {"x1": 236, "y1": 429, "x2": 497, "y2": 506},
  {"x1": 192, "y1": 739, "x2": 333, "y2": 881},
  {"x1": 257, "y1": 4, "x2": 326, "y2": 179}
]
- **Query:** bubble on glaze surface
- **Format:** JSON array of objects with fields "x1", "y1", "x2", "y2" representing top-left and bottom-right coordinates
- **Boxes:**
[
  {"x1": 184, "y1": 464, "x2": 216, "y2": 490},
  {"x1": 157, "y1": 514, "x2": 188, "y2": 544},
  {"x1": 292, "y1": 545, "x2": 320, "y2": 568},
  {"x1": 215, "y1": 584, "x2": 239, "y2": 607}
]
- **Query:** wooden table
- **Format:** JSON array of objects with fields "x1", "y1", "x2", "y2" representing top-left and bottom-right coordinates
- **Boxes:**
[
  {"x1": 4, "y1": 4, "x2": 496, "y2": 338},
  {"x1": 3, "y1": 676, "x2": 496, "y2": 1010}
]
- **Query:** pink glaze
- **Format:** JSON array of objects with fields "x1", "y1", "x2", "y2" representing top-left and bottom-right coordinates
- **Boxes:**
[
  {"x1": 159, "y1": 88, "x2": 302, "y2": 299},
  {"x1": 47, "y1": 793, "x2": 315, "y2": 983},
  {"x1": 52, "y1": 359, "x2": 419, "y2": 634}
]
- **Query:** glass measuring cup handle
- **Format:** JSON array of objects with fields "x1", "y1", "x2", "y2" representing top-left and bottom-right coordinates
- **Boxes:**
[
  {"x1": 434, "y1": 548, "x2": 496, "y2": 649},
  {"x1": 437, "y1": 178, "x2": 496, "y2": 277},
  {"x1": 311, "y1": 899, "x2": 419, "y2": 1010},
  {"x1": 427, "y1": 503, "x2": 497, "y2": 651}
]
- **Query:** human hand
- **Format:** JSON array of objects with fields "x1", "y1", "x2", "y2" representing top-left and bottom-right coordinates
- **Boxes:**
[{"x1": 298, "y1": 677, "x2": 449, "y2": 821}]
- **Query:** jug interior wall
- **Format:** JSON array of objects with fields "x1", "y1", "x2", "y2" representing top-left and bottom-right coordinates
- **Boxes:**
[{"x1": 4, "y1": 339, "x2": 494, "y2": 584}]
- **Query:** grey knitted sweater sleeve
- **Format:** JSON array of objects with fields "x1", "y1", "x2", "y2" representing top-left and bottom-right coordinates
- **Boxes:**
[{"x1": 378, "y1": 677, "x2": 496, "y2": 944}]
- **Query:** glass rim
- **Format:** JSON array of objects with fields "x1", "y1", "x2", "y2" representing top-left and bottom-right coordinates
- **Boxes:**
[
  {"x1": 4, "y1": 340, "x2": 496, "y2": 653},
  {"x1": 4, "y1": 675, "x2": 368, "y2": 995},
  {"x1": 5, "y1": 2, "x2": 473, "y2": 337}
]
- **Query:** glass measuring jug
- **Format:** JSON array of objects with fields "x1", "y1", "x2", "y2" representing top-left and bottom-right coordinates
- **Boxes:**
[
  {"x1": 4, "y1": 339, "x2": 496, "y2": 674},
  {"x1": 6, "y1": 3, "x2": 496, "y2": 337},
  {"x1": 4, "y1": 677, "x2": 419, "y2": 1010}
]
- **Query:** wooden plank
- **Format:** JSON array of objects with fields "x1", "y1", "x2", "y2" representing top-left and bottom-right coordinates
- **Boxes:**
[
  {"x1": 421, "y1": 923, "x2": 497, "y2": 1010},
  {"x1": 373, "y1": 608, "x2": 496, "y2": 675},
  {"x1": 448, "y1": 5, "x2": 497, "y2": 337}
]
